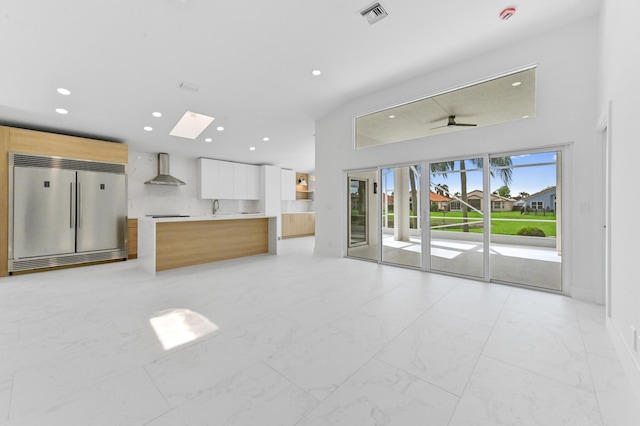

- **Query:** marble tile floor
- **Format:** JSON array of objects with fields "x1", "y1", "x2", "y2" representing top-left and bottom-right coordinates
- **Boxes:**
[{"x1": 0, "y1": 236, "x2": 638, "y2": 425}]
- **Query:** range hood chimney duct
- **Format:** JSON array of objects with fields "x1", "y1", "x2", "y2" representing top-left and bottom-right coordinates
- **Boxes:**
[{"x1": 145, "y1": 153, "x2": 186, "y2": 186}]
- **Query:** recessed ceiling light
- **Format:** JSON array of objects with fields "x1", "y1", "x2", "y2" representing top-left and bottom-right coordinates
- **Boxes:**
[
  {"x1": 216, "y1": 126, "x2": 224, "y2": 131},
  {"x1": 512, "y1": 81, "x2": 522, "y2": 87},
  {"x1": 311, "y1": 70, "x2": 322, "y2": 76},
  {"x1": 57, "y1": 88, "x2": 71, "y2": 96},
  {"x1": 152, "y1": 112, "x2": 162, "y2": 118},
  {"x1": 144, "y1": 126, "x2": 153, "y2": 131},
  {"x1": 522, "y1": 115, "x2": 530, "y2": 119},
  {"x1": 55, "y1": 108, "x2": 68, "y2": 114},
  {"x1": 169, "y1": 111, "x2": 215, "y2": 139},
  {"x1": 249, "y1": 146, "x2": 256, "y2": 151},
  {"x1": 389, "y1": 115, "x2": 395, "y2": 119},
  {"x1": 205, "y1": 138, "x2": 212, "y2": 142},
  {"x1": 263, "y1": 137, "x2": 269, "y2": 142}
]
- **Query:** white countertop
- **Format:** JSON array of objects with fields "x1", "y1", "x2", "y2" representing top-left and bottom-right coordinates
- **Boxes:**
[
  {"x1": 281, "y1": 212, "x2": 315, "y2": 215},
  {"x1": 138, "y1": 214, "x2": 275, "y2": 223}
]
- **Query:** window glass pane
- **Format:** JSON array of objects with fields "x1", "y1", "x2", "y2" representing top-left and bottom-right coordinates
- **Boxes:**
[
  {"x1": 429, "y1": 158, "x2": 484, "y2": 279},
  {"x1": 381, "y1": 165, "x2": 422, "y2": 268},
  {"x1": 347, "y1": 170, "x2": 378, "y2": 261},
  {"x1": 489, "y1": 151, "x2": 561, "y2": 290},
  {"x1": 355, "y1": 68, "x2": 536, "y2": 149}
]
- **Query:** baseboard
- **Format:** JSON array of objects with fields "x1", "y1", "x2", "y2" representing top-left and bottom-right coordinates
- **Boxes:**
[
  {"x1": 607, "y1": 317, "x2": 640, "y2": 401},
  {"x1": 571, "y1": 285, "x2": 595, "y2": 302}
]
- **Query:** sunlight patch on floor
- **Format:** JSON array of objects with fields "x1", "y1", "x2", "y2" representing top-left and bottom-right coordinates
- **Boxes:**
[{"x1": 149, "y1": 309, "x2": 218, "y2": 350}]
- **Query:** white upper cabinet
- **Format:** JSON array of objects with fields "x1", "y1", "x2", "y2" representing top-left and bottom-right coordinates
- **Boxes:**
[
  {"x1": 281, "y1": 169, "x2": 296, "y2": 201},
  {"x1": 233, "y1": 163, "x2": 249, "y2": 200},
  {"x1": 198, "y1": 158, "x2": 260, "y2": 200},
  {"x1": 218, "y1": 161, "x2": 234, "y2": 199},
  {"x1": 246, "y1": 164, "x2": 260, "y2": 200},
  {"x1": 198, "y1": 158, "x2": 220, "y2": 199}
]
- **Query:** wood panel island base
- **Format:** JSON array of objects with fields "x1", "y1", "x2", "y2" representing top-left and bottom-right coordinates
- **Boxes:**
[{"x1": 138, "y1": 215, "x2": 277, "y2": 274}]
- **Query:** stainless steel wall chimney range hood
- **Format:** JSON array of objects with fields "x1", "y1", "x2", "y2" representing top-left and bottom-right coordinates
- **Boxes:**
[{"x1": 145, "y1": 153, "x2": 186, "y2": 186}]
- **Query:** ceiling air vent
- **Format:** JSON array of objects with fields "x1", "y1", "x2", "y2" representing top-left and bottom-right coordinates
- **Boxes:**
[
  {"x1": 178, "y1": 81, "x2": 199, "y2": 92},
  {"x1": 360, "y1": 2, "x2": 389, "y2": 25}
]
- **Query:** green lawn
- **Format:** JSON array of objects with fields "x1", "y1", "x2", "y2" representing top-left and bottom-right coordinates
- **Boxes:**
[
  {"x1": 383, "y1": 211, "x2": 557, "y2": 236},
  {"x1": 428, "y1": 211, "x2": 557, "y2": 236}
]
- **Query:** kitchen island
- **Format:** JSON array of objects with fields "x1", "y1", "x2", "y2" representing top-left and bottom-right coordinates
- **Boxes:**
[{"x1": 138, "y1": 214, "x2": 277, "y2": 274}]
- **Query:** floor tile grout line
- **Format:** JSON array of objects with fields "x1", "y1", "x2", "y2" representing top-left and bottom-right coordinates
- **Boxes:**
[
  {"x1": 140, "y1": 365, "x2": 173, "y2": 426},
  {"x1": 444, "y1": 288, "x2": 512, "y2": 425},
  {"x1": 7, "y1": 364, "x2": 166, "y2": 424},
  {"x1": 375, "y1": 357, "x2": 461, "y2": 400},
  {"x1": 6, "y1": 372, "x2": 15, "y2": 423},
  {"x1": 572, "y1": 298, "x2": 608, "y2": 426},
  {"x1": 259, "y1": 360, "x2": 320, "y2": 426},
  {"x1": 481, "y1": 353, "x2": 599, "y2": 395}
]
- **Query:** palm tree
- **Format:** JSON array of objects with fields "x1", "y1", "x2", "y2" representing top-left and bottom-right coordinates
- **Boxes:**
[
  {"x1": 409, "y1": 167, "x2": 418, "y2": 216},
  {"x1": 435, "y1": 184, "x2": 449, "y2": 196},
  {"x1": 431, "y1": 157, "x2": 513, "y2": 232}
]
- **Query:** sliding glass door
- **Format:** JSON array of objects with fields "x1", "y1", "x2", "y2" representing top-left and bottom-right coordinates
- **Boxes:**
[
  {"x1": 489, "y1": 151, "x2": 561, "y2": 290},
  {"x1": 347, "y1": 170, "x2": 378, "y2": 261},
  {"x1": 345, "y1": 148, "x2": 562, "y2": 291},
  {"x1": 381, "y1": 165, "x2": 422, "y2": 268},
  {"x1": 428, "y1": 158, "x2": 485, "y2": 279}
]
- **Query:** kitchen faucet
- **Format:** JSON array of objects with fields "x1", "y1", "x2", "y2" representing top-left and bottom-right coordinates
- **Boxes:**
[{"x1": 212, "y1": 199, "x2": 219, "y2": 215}]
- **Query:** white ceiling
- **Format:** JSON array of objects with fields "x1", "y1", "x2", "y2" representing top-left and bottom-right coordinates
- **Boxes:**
[{"x1": 0, "y1": 0, "x2": 601, "y2": 172}]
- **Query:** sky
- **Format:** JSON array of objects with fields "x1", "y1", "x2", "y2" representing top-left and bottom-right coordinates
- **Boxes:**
[{"x1": 380, "y1": 151, "x2": 557, "y2": 197}]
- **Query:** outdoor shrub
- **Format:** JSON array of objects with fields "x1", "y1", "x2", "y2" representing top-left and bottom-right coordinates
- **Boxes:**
[{"x1": 516, "y1": 227, "x2": 546, "y2": 237}]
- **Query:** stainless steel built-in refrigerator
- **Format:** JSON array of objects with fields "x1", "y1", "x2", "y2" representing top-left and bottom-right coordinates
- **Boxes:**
[{"x1": 8, "y1": 153, "x2": 127, "y2": 272}]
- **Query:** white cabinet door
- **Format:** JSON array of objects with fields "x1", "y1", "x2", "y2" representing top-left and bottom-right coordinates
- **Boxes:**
[
  {"x1": 198, "y1": 158, "x2": 220, "y2": 199},
  {"x1": 219, "y1": 161, "x2": 234, "y2": 199},
  {"x1": 281, "y1": 169, "x2": 296, "y2": 201},
  {"x1": 247, "y1": 165, "x2": 260, "y2": 200},
  {"x1": 233, "y1": 163, "x2": 249, "y2": 200}
]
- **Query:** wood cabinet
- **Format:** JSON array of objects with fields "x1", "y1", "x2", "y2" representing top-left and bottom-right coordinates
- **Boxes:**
[
  {"x1": 281, "y1": 169, "x2": 296, "y2": 200},
  {"x1": 127, "y1": 219, "x2": 138, "y2": 259},
  {"x1": 282, "y1": 213, "x2": 315, "y2": 239},
  {"x1": 198, "y1": 158, "x2": 259, "y2": 200},
  {"x1": 138, "y1": 217, "x2": 274, "y2": 273},
  {"x1": 296, "y1": 172, "x2": 313, "y2": 200}
]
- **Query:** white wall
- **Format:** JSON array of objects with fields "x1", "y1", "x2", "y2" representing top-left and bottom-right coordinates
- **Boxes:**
[
  {"x1": 598, "y1": 0, "x2": 640, "y2": 398},
  {"x1": 315, "y1": 18, "x2": 599, "y2": 302},
  {"x1": 127, "y1": 151, "x2": 258, "y2": 218}
]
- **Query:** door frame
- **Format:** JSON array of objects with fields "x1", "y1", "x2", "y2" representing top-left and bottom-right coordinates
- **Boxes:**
[
  {"x1": 598, "y1": 103, "x2": 613, "y2": 315},
  {"x1": 348, "y1": 176, "x2": 369, "y2": 248}
]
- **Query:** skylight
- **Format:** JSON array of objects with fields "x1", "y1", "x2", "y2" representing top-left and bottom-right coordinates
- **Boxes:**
[{"x1": 169, "y1": 111, "x2": 215, "y2": 140}]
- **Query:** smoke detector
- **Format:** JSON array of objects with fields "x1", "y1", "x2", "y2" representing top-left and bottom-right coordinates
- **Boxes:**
[
  {"x1": 499, "y1": 7, "x2": 516, "y2": 20},
  {"x1": 360, "y1": 2, "x2": 389, "y2": 25}
]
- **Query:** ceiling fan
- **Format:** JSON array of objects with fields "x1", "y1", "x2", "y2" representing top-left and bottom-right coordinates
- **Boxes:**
[{"x1": 431, "y1": 115, "x2": 477, "y2": 129}]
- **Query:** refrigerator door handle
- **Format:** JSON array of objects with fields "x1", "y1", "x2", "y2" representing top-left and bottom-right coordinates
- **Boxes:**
[
  {"x1": 70, "y1": 182, "x2": 74, "y2": 228},
  {"x1": 78, "y1": 183, "x2": 82, "y2": 228}
]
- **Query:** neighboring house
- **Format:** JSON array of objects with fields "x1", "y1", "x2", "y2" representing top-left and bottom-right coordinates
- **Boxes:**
[
  {"x1": 430, "y1": 191, "x2": 451, "y2": 211},
  {"x1": 524, "y1": 186, "x2": 557, "y2": 212},
  {"x1": 449, "y1": 190, "x2": 517, "y2": 212}
]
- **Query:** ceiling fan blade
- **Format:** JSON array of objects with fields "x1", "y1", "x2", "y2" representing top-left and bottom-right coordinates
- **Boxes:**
[{"x1": 430, "y1": 115, "x2": 477, "y2": 129}]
